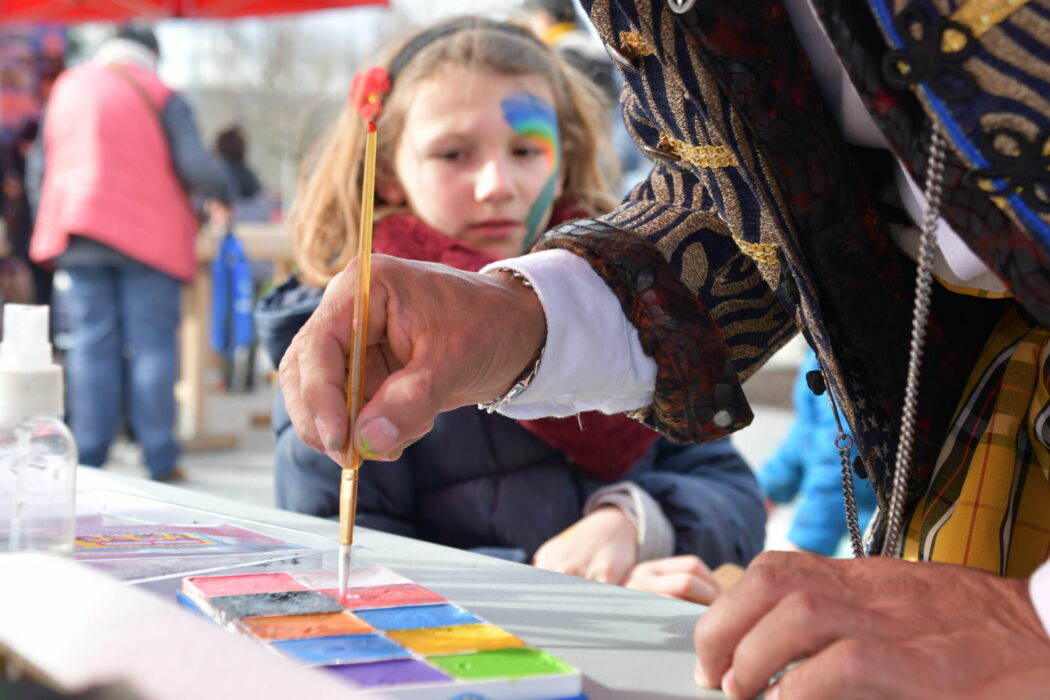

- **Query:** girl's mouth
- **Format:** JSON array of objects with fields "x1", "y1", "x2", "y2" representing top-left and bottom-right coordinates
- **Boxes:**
[{"x1": 470, "y1": 220, "x2": 520, "y2": 238}]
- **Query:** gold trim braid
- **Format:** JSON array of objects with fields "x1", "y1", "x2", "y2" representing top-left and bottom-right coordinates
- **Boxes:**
[
  {"x1": 943, "y1": 0, "x2": 1031, "y2": 52},
  {"x1": 619, "y1": 30, "x2": 656, "y2": 58},
  {"x1": 732, "y1": 235, "x2": 779, "y2": 266},
  {"x1": 658, "y1": 133, "x2": 738, "y2": 168}
]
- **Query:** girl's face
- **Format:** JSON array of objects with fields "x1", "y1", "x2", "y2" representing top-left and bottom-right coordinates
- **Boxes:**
[{"x1": 385, "y1": 67, "x2": 563, "y2": 259}]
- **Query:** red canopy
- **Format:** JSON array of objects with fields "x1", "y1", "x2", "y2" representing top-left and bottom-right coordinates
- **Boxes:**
[{"x1": 0, "y1": 0, "x2": 386, "y2": 21}]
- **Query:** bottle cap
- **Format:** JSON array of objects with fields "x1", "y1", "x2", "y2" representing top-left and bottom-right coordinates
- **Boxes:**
[{"x1": 0, "y1": 304, "x2": 63, "y2": 419}]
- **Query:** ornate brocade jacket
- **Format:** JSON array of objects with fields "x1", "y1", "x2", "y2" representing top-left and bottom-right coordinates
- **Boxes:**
[{"x1": 536, "y1": 0, "x2": 1050, "y2": 530}]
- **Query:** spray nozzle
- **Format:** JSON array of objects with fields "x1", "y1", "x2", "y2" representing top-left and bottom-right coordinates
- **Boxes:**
[{"x1": 0, "y1": 304, "x2": 54, "y2": 371}]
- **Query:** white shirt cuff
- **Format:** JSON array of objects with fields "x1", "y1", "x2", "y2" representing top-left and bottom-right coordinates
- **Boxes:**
[
  {"x1": 1029, "y1": 559, "x2": 1050, "y2": 637},
  {"x1": 480, "y1": 249, "x2": 657, "y2": 418}
]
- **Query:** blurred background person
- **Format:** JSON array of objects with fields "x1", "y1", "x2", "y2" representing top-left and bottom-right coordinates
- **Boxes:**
[
  {"x1": 521, "y1": 0, "x2": 617, "y2": 99},
  {"x1": 30, "y1": 23, "x2": 229, "y2": 482},
  {"x1": 209, "y1": 125, "x2": 272, "y2": 394},
  {"x1": 0, "y1": 121, "x2": 39, "y2": 307},
  {"x1": 214, "y1": 125, "x2": 263, "y2": 209}
]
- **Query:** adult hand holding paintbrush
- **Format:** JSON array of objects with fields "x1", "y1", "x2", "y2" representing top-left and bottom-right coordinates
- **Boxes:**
[{"x1": 284, "y1": 257, "x2": 546, "y2": 462}]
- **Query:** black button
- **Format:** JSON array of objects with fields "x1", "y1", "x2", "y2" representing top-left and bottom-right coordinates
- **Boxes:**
[
  {"x1": 805, "y1": 370, "x2": 826, "y2": 396},
  {"x1": 853, "y1": 455, "x2": 868, "y2": 480}
]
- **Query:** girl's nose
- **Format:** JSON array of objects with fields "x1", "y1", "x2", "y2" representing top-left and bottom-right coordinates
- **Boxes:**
[{"x1": 475, "y1": 155, "x2": 515, "y2": 203}]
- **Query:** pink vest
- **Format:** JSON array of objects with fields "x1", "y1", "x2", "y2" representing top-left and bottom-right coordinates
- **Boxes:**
[{"x1": 31, "y1": 62, "x2": 198, "y2": 282}]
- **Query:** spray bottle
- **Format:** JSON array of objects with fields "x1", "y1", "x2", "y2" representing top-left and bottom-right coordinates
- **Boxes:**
[{"x1": 0, "y1": 304, "x2": 77, "y2": 554}]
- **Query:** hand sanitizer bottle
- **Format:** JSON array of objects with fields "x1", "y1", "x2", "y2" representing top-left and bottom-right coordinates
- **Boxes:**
[{"x1": 0, "y1": 304, "x2": 77, "y2": 554}]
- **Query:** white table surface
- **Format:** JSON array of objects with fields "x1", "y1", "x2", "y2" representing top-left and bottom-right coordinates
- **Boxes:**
[{"x1": 77, "y1": 467, "x2": 725, "y2": 699}]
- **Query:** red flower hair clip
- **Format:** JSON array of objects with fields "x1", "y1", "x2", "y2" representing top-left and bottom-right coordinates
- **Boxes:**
[{"x1": 350, "y1": 67, "x2": 391, "y2": 123}]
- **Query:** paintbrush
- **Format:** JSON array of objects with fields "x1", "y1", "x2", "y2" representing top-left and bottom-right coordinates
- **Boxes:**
[{"x1": 340, "y1": 69, "x2": 388, "y2": 598}]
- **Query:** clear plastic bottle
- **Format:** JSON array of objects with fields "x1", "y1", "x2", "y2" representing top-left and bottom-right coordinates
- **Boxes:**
[{"x1": 0, "y1": 304, "x2": 77, "y2": 554}]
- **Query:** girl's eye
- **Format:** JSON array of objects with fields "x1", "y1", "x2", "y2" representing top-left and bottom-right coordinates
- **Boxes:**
[
  {"x1": 513, "y1": 145, "x2": 544, "y2": 158},
  {"x1": 435, "y1": 150, "x2": 468, "y2": 162}
]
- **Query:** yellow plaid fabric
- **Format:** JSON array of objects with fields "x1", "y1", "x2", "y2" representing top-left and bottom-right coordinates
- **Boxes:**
[{"x1": 902, "y1": 304, "x2": 1050, "y2": 577}]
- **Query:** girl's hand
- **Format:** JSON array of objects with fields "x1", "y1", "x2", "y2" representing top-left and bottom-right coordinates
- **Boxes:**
[
  {"x1": 532, "y1": 506, "x2": 639, "y2": 585},
  {"x1": 623, "y1": 555, "x2": 721, "y2": 605},
  {"x1": 279, "y1": 255, "x2": 545, "y2": 462}
]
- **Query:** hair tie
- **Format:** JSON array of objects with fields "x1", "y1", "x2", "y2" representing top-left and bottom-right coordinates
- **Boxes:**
[{"x1": 350, "y1": 67, "x2": 391, "y2": 124}]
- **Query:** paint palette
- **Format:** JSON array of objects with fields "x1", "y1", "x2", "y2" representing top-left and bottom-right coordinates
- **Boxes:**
[
  {"x1": 75, "y1": 524, "x2": 302, "y2": 556},
  {"x1": 179, "y1": 567, "x2": 582, "y2": 699},
  {"x1": 72, "y1": 488, "x2": 328, "y2": 594}
]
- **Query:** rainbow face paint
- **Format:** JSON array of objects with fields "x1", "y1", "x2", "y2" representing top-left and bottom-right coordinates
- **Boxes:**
[{"x1": 500, "y1": 92, "x2": 561, "y2": 250}]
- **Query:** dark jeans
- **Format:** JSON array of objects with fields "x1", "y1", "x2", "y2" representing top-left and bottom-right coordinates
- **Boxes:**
[{"x1": 64, "y1": 263, "x2": 181, "y2": 479}]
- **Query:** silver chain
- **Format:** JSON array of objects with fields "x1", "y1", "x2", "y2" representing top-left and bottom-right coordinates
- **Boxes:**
[
  {"x1": 881, "y1": 127, "x2": 948, "y2": 557},
  {"x1": 826, "y1": 385, "x2": 866, "y2": 558}
]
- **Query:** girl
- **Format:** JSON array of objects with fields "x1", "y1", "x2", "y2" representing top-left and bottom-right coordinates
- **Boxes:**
[{"x1": 257, "y1": 17, "x2": 765, "y2": 602}]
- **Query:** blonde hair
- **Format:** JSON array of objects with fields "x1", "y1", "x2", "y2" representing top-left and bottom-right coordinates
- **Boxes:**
[{"x1": 290, "y1": 17, "x2": 619, "y2": 287}]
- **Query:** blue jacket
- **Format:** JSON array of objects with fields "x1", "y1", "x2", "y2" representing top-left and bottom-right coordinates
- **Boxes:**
[
  {"x1": 758, "y1": 351, "x2": 877, "y2": 555},
  {"x1": 257, "y1": 277, "x2": 766, "y2": 567}
]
